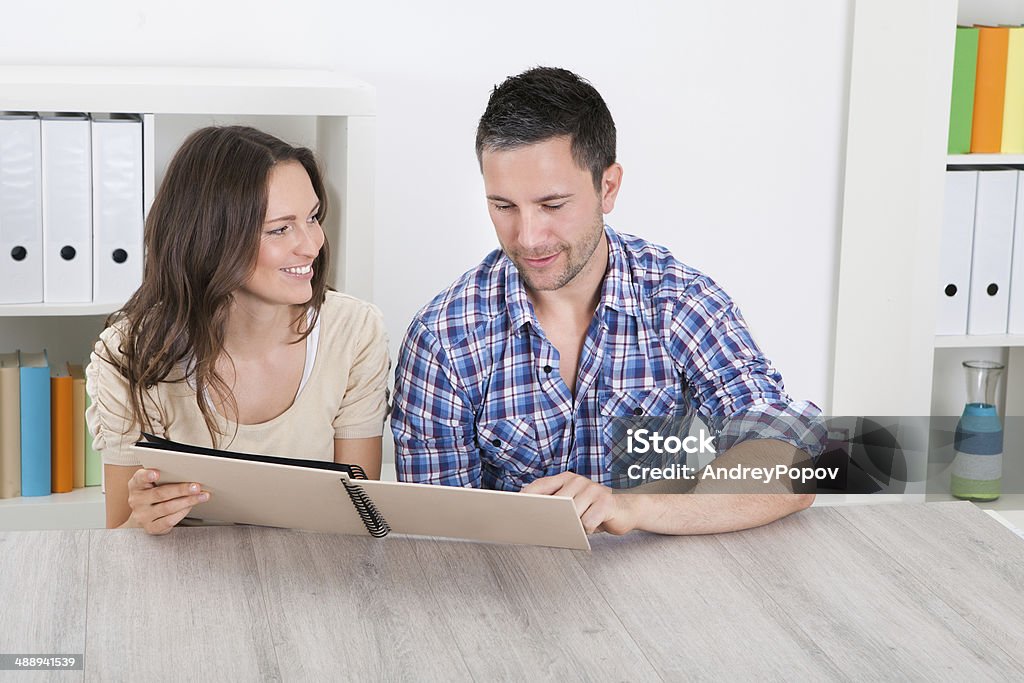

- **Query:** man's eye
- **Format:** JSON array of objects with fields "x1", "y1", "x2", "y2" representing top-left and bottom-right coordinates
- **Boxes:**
[
  {"x1": 493, "y1": 204, "x2": 513, "y2": 212},
  {"x1": 543, "y1": 203, "x2": 566, "y2": 210}
]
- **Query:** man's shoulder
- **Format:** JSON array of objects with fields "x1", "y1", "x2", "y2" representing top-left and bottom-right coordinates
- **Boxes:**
[
  {"x1": 613, "y1": 230, "x2": 732, "y2": 313},
  {"x1": 407, "y1": 248, "x2": 508, "y2": 349}
]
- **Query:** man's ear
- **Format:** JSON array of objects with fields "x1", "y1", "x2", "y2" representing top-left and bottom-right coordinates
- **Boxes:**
[{"x1": 600, "y1": 163, "x2": 623, "y2": 214}]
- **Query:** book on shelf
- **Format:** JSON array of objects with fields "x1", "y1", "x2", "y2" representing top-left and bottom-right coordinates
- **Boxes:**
[
  {"x1": 1002, "y1": 27, "x2": 1024, "y2": 153},
  {"x1": 70, "y1": 364, "x2": 86, "y2": 489},
  {"x1": 971, "y1": 26, "x2": 1010, "y2": 154},
  {"x1": 91, "y1": 113, "x2": 144, "y2": 304},
  {"x1": 0, "y1": 353, "x2": 109, "y2": 499},
  {"x1": 950, "y1": 23, "x2": 1024, "y2": 156},
  {"x1": 967, "y1": 170, "x2": 1016, "y2": 334},
  {"x1": 50, "y1": 364, "x2": 74, "y2": 494},
  {"x1": 1009, "y1": 175, "x2": 1024, "y2": 335},
  {"x1": 937, "y1": 171, "x2": 977, "y2": 335},
  {"x1": 0, "y1": 110, "x2": 148, "y2": 308},
  {"x1": 131, "y1": 434, "x2": 590, "y2": 551},
  {"x1": 0, "y1": 352, "x2": 21, "y2": 498},
  {"x1": 0, "y1": 113, "x2": 43, "y2": 304},
  {"x1": 949, "y1": 26, "x2": 979, "y2": 154},
  {"x1": 41, "y1": 112, "x2": 92, "y2": 303},
  {"x1": 20, "y1": 350, "x2": 50, "y2": 496},
  {"x1": 84, "y1": 392, "x2": 101, "y2": 487}
]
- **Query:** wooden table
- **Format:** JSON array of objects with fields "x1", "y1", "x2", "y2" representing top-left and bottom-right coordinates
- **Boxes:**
[{"x1": 1, "y1": 501, "x2": 1023, "y2": 681}]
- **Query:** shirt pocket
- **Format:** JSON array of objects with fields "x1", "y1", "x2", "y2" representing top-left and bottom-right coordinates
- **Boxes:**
[
  {"x1": 599, "y1": 384, "x2": 686, "y2": 418},
  {"x1": 476, "y1": 417, "x2": 542, "y2": 480},
  {"x1": 598, "y1": 384, "x2": 693, "y2": 485}
]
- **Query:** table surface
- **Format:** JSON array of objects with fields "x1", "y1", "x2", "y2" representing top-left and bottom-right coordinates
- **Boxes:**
[{"x1": 1, "y1": 501, "x2": 1023, "y2": 681}]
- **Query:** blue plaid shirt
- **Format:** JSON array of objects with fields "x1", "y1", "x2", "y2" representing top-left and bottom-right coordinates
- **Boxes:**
[{"x1": 392, "y1": 226, "x2": 826, "y2": 490}]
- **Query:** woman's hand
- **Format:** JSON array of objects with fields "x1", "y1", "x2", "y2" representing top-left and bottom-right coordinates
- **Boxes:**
[{"x1": 123, "y1": 468, "x2": 210, "y2": 535}]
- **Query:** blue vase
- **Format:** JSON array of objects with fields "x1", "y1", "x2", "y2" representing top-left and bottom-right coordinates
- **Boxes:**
[{"x1": 951, "y1": 361, "x2": 1004, "y2": 501}]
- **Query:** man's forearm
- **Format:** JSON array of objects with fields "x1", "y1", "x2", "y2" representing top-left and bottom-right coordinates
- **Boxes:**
[{"x1": 617, "y1": 438, "x2": 816, "y2": 535}]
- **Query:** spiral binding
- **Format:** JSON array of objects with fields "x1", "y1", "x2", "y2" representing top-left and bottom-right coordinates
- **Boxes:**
[{"x1": 340, "y1": 473, "x2": 391, "y2": 538}]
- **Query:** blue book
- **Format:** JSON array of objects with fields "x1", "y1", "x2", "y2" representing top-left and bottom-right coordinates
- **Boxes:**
[{"x1": 20, "y1": 350, "x2": 51, "y2": 496}]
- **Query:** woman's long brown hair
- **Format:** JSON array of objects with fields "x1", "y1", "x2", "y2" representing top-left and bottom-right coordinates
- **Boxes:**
[{"x1": 99, "y1": 126, "x2": 331, "y2": 445}]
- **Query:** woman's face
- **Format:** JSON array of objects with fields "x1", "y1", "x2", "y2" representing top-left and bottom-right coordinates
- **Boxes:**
[{"x1": 235, "y1": 160, "x2": 324, "y2": 309}]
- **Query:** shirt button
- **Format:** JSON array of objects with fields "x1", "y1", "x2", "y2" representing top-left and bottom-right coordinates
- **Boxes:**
[
  {"x1": 543, "y1": 365, "x2": 552, "y2": 374},
  {"x1": 633, "y1": 407, "x2": 643, "y2": 416},
  {"x1": 492, "y1": 439, "x2": 501, "y2": 447}
]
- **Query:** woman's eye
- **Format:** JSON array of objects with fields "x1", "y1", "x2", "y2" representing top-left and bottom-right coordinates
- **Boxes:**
[
  {"x1": 267, "y1": 225, "x2": 289, "y2": 236},
  {"x1": 307, "y1": 215, "x2": 319, "y2": 224}
]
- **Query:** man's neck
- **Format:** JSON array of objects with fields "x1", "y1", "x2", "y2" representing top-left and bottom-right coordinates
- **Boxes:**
[{"x1": 528, "y1": 234, "x2": 609, "y2": 325}]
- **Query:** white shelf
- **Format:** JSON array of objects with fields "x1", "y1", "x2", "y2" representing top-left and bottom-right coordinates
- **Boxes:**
[
  {"x1": 0, "y1": 302, "x2": 119, "y2": 317},
  {"x1": 935, "y1": 334, "x2": 1024, "y2": 348},
  {"x1": 0, "y1": 487, "x2": 104, "y2": 530},
  {"x1": 948, "y1": 154, "x2": 1024, "y2": 166},
  {"x1": 0, "y1": 66, "x2": 374, "y2": 116}
]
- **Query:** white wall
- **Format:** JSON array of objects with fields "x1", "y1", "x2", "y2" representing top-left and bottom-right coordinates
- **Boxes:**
[
  {"x1": 332, "y1": 0, "x2": 854, "y2": 410},
  {"x1": 1, "y1": 0, "x2": 853, "y2": 411}
]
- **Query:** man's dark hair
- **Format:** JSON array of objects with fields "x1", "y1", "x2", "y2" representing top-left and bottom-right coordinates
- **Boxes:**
[{"x1": 475, "y1": 66, "x2": 616, "y2": 190}]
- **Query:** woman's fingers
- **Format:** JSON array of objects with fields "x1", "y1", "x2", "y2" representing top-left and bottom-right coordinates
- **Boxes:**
[
  {"x1": 127, "y1": 467, "x2": 158, "y2": 491},
  {"x1": 141, "y1": 491, "x2": 210, "y2": 535},
  {"x1": 148, "y1": 491, "x2": 210, "y2": 520},
  {"x1": 125, "y1": 468, "x2": 210, "y2": 535}
]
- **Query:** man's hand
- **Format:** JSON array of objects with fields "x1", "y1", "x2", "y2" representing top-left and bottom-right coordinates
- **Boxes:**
[{"x1": 521, "y1": 472, "x2": 638, "y2": 535}]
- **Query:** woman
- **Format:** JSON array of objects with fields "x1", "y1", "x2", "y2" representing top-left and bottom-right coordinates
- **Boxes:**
[{"x1": 86, "y1": 126, "x2": 389, "y2": 533}]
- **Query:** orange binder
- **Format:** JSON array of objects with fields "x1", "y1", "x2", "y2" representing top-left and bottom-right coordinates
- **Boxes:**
[
  {"x1": 50, "y1": 365, "x2": 74, "y2": 493},
  {"x1": 971, "y1": 26, "x2": 1011, "y2": 153}
]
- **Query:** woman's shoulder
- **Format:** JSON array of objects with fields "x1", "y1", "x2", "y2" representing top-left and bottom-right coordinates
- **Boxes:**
[
  {"x1": 93, "y1": 318, "x2": 131, "y2": 360},
  {"x1": 318, "y1": 291, "x2": 387, "y2": 347},
  {"x1": 321, "y1": 291, "x2": 384, "y2": 326}
]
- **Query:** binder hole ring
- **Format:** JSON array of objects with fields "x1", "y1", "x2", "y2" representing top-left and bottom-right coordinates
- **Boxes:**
[
  {"x1": 987, "y1": 283, "x2": 999, "y2": 296},
  {"x1": 944, "y1": 284, "x2": 957, "y2": 297},
  {"x1": 112, "y1": 249, "x2": 128, "y2": 264},
  {"x1": 60, "y1": 246, "x2": 76, "y2": 261},
  {"x1": 11, "y1": 246, "x2": 27, "y2": 261}
]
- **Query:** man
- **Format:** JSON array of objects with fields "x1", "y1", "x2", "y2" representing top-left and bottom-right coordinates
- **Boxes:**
[{"x1": 391, "y1": 66, "x2": 826, "y2": 535}]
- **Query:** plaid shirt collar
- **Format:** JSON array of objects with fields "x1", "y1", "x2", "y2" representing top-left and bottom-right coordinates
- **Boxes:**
[{"x1": 503, "y1": 225, "x2": 641, "y2": 337}]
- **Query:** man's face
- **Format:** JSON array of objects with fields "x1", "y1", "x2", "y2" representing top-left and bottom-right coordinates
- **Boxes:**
[{"x1": 481, "y1": 136, "x2": 610, "y2": 292}]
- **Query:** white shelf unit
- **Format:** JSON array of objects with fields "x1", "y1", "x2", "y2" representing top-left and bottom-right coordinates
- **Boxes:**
[
  {"x1": 837, "y1": 0, "x2": 1024, "y2": 509},
  {"x1": 948, "y1": 153, "x2": 1024, "y2": 165},
  {"x1": 935, "y1": 334, "x2": 1024, "y2": 348},
  {"x1": 0, "y1": 303, "x2": 120, "y2": 317},
  {"x1": 0, "y1": 487, "x2": 104, "y2": 530},
  {"x1": 0, "y1": 66, "x2": 375, "y2": 530}
]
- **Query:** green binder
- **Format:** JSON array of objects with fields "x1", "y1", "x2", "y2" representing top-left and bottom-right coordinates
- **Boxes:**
[
  {"x1": 84, "y1": 393, "x2": 102, "y2": 486},
  {"x1": 949, "y1": 26, "x2": 980, "y2": 154}
]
